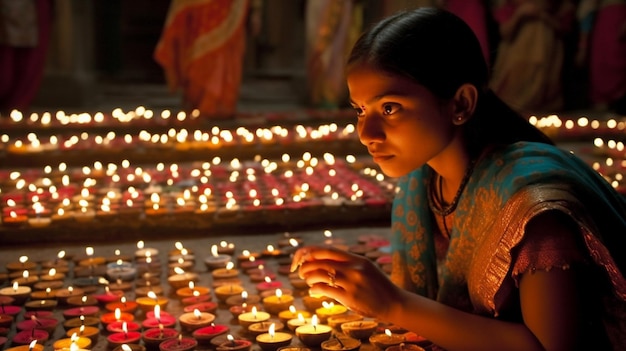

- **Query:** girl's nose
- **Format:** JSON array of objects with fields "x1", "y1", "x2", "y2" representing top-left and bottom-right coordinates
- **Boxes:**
[{"x1": 357, "y1": 115, "x2": 385, "y2": 146}]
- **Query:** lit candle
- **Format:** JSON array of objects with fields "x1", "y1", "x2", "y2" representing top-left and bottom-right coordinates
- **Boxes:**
[
  {"x1": 214, "y1": 284, "x2": 245, "y2": 302},
  {"x1": 368, "y1": 328, "x2": 405, "y2": 350},
  {"x1": 295, "y1": 315, "x2": 333, "y2": 347},
  {"x1": 212, "y1": 261, "x2": 239, "y2": 280},
  {"x1": 256, "y1": 276, "x2": 283, "y2": 293},
  {"x1": 315, "y1": 301, "x2": 348, "y2": 323},
  {"x1": 167, "y1": 267, "x2": 198, "y2": 289},
  {"x1": 0, "y1": 282, "x2": 32, "y2": 305},
  {"x1": 136, "y1": 291, "x2": 169, "y2": 312},
  {"x1": 238, "y1": 306, "x2": 270, "y2": 328},
  {"x1": 256, "y1": 322, "x2": 293, "y2": 351},
  {"x1": 100, "y1": 307, "x2": 134, "y2": 325},
  {"x1": 141, "y1": 323, "x2": 180, "y2": 348},
  {"x1": 262, "y1": 289, "x2": 294, "y2": 315},
  {"x1": 142, "y1": 304, "x2": 177, "y2": 329},
  {"x1": 52, "y1": 332, "x2": 92, "y2": 350},
  {"x1": 204, "y1": 245, "x2": 231, "y2": 270},
  {"x1": 192, "y1": 323, "x2": 230, "y2": 345},
  {"x1": 278, "y1": 305, "x2": 311, "y2": 324},
  {"x1": 216, "y1": 334, "x2": 252, "y2": 351},
  {"x1": 179, "y1": 308, "x2": 216, "y2": 331},
  {"x1": 107, "y1": 321, "x2": 141, "y2": 347}
]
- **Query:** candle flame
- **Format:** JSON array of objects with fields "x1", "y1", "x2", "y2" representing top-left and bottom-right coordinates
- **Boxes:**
[
  {"x1": 174, "y1": 267, "x2": 185, "y2": 275},
  {"x1": 226, "y1": 261, "x2": 234, "y2": 270},
  {"x1": 297, "y1": 313, "x2": 305, "y2": 323},
  {"x1": 12, "y1": 282, "x2": 18, "y2": 291},
  {"x1": 48, "y1": 268, "x2": 56, "y2": 276},
  {"x1": 57, "y1": 250, "x2": 66, "y2": 259},
  {"x1": 28, "y1": 340, "x2": 37, "y2": 351},
  {"x1": 311, "y1": 314, "x2": 318, "y2": 326},
  {"x1": 289, "y1": 305, "x2": 296, "y2": 314},
  {"x1": 22, "y1": 270, "x2": 29, "y2": 279},
  {"x1": 137, "y1": 240, "x2": 145, "y2": 249},
  {"x1": 194, "y1": 309, "x2": 201, "y2": 318},
  {"x1": 188, "y1": 281, "x2": 195, "y2": 290},
  {"x1": 385, "y1": 329, "x2": 392, "y2": 337},
  {"x1": 264, "y1": 276, "x2": 271, "y2": 283},
  {"x1": 19, "y1": 256, "x2": 28, "y2": 264},
  {"x1": 121, "y1": 345, "x2": 132, "y2": 351},
  {"x1": 85, "y1": 246, "x2": 94, "y2": 256},
  {"x1": 148, "y1": 291, "x2": 157, "y2": 299},
  {"x1": 275, "y1": 289, "x2": 282, "y2": 298},
  {"x1": 115, "y1": 308, "x2": 121, "y2": 320},
  {"x1": 154, "y1": 304, "x2": 161, "y2": 319},
  {"x1": 122, "y1": 321, "x2": 128, "y2": 333},
  {"x1": 269, "y1": 323, "x2": 276, "y2": 337}
]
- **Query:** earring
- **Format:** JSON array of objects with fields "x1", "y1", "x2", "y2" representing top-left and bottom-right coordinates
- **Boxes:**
[{"x1": 454, "y1": 115, "x2": 464, "y2": 125}]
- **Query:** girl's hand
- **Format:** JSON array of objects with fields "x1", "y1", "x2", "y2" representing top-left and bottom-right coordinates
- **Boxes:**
[{"x1": 290, "y1": 246, "x2": 401, "y2": 319}]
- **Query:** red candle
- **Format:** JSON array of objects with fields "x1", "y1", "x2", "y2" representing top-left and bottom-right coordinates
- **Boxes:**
[
  {"x1": 159, "y1": 335, "x2": 198, "y2": 351},
  {"x1": 181, "y1": 293, "x2": 211, "y2": 306},
  {"x1": 141, "y1": 325, "x2": 180, "y2": 348},
  {"x1": 0, "y1": 314, "x2": 13, "y2": 328},
  {"x1": 183, "y1": 301, "x2": 218, "y2": 314},
  {"x1": 256, "y1": 277, "x2": 283, "y2": 293},
  {"x1": 100, "y1": 308, "x2": 134, "y2": 325},
  {"x1": 107, "y1": 321, "x2": 141, "y2": 347},
  {"x1": 193, "y1": 323, "x2": 230, "y2": 345},
  {"x1": 94, "y1": 288, "x2": 124, "y2": 304},
  {"x1": 105, "y1": 297, "x2": 138, "y2": 313},
  {"x1": 142, "y1": 306, "x2": 177, "y2": 329},
  {"x1": 106, "y1": 320, "x2": 141, "y2": 333}
]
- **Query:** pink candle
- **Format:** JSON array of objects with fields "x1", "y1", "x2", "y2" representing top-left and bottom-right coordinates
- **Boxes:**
[
  {"x1": 11, "y1": 329, "x2": 49, "y2": 345},
  {"x1": 183, "y1": 301, "x2": 218, "y2": 313},
  {"x1": 62, "y1": 305, "x2": 99, "y2": 319},
  {"x1": 0, "y1": 304, "x2": 21, "y2": 316},
  {"x1": 16, "y1": 317, "x2": 58, "y2": 333}
]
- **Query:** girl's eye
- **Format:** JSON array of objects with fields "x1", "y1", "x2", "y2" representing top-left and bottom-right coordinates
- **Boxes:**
[{"x1": 382, "y1": 103, "x2": 399, "y2": 115}]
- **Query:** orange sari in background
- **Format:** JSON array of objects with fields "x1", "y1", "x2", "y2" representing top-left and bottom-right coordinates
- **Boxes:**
[{"x1": 154, "y1": 0, "x2": 249, "y2": 118}]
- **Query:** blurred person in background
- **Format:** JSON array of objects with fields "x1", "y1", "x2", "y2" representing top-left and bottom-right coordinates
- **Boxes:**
[
  {"x1": 154, "y1": 0, "x2": 262, "y2": 119},
  {"x1": 578, "y1": 0, "x2": 626, "y2": 114},
  {"x1": 0, "y1": 0, "x2": 54, "y2": 115},
  {"x1": 489, "y1": 0, "x2": 576, "y2": 114},
  {"x1": 305, "y1": 0, "x2": 363, "y2": 110}
]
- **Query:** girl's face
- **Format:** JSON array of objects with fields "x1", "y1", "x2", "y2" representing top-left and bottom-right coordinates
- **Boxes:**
[{"x1": 347, "y1": 63, "x2": 458, "y2": 177}]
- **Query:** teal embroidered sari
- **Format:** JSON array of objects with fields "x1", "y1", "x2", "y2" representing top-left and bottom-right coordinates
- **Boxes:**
[{"x1": 390, "y1": 141, "x2": 626, "y2": 344}]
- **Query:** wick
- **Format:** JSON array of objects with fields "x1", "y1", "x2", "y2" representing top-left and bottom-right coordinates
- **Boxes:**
[{"x1": 334, "y1": 334, "x2": 345, "y2": 347}]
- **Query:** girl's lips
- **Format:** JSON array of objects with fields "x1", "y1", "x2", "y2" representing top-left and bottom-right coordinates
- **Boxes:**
[{"x1": 371, "y1": 154, "x2": 393, "y2": 163}]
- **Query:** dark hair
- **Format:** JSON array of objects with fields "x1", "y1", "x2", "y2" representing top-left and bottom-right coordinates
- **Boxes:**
[{"x1": 347, "y1": 7, "x2": 553, "y2": 156}]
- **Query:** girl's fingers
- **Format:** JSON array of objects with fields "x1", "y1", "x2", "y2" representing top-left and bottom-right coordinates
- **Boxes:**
[{"x1": 290, "y1": 245, "x2": 358, "y2": 272}]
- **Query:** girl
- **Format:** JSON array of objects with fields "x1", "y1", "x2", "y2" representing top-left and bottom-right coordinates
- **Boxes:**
[{"x1": 292, "y1": 7, "x2": 626, "y2": 351}]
